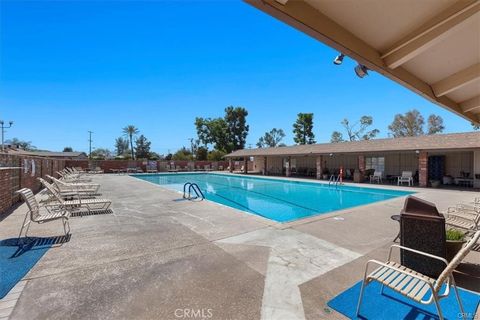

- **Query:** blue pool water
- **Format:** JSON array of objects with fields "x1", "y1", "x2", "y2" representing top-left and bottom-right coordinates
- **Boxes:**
[{"x1": 133, "y1": 173, "x2": 413, "y2": 223}]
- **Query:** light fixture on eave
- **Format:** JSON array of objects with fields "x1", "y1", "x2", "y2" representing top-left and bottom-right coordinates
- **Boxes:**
[
  {"x1": 354, "y1": 64, "x2": 369, "y2": 78},
  {"x1": 333, "y1": 53, "x2": 344, "y2": 65},
  {"x1": 275, "y1": 0, "x2": 289, "y2": 4}
]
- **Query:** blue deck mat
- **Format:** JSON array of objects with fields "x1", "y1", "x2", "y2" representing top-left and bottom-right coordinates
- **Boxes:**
[
  {"x1": 0, "y1": 238, "x2": 52, "y2": 298},
  {"x1": 328, "y1": 280, "x2": 480, "y2": 320}
]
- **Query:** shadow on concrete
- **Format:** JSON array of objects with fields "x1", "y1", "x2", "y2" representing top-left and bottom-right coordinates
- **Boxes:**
[{"x1": 1, "y1": 235, "x2": 71, "y2": 258}]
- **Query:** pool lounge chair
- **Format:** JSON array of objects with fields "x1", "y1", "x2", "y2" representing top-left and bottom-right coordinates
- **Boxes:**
[
  {"x1": 445, "y1": 204, "x2": 480, "y2": 233},
  {"x1": 370, "y1": 171, "x2": 383, "y2": 184},
  {"x1": 39, "y1": 178, "x2": 112, "y2": 213},
  {"x1": 46, "y1": 175, "x2": 100, "y2": 194},
  {"x1": 16, "y1": 188, "x2": 70, "y2": 242},
  {"x1": 356, "y1": 230, "x2": 480, "y2": 320},
  {"x1": 398, "y1": 171, "x2": 413, "y2": 186},
  {"x1": 57, "y1": 171, "x2": 92, "y2": 183}
]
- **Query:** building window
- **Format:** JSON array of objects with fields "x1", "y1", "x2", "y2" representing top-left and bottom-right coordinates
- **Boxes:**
[{"x1": 366, "y1": 156, "x2": 385, "y2": 173}]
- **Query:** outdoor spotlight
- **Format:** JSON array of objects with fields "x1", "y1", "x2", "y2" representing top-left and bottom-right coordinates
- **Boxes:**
[
  {"x1": 415, "y1": 150, "x2": 420, "y2": 154},
  {"x1": 333, "y1": 53, "x2": 344, "y2": 65},
  {"x1": 354, "y1": 64, "x2": 369, "y2": 78}
]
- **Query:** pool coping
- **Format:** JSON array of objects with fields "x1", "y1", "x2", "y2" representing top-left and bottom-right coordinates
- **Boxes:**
[{"x1": 128, "y1": 172, "x2": 452, "y2": 229}]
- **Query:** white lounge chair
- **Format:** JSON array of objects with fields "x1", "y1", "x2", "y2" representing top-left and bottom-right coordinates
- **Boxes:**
[
  {"x1": 445, "y1": 204, "x2": 480, "y2": 233},
  {"x1": 370, "y1": 171, "x2": 383, "y2": 184},
  {"x1": 39, "y1": 178, "x2": 112, "y2": 213},
  {"x1": 356, "y1": 230, "x2": 480, "y2": 320},
  {"x1": 47, "y1": 175, "x2": 100, "y2": 194},
  {"x1": 16, "y1": 188, "x2": 70, "y2": 242},
  {"x1": 398, "y1": 171, "x2": 413, "y2": 186}
]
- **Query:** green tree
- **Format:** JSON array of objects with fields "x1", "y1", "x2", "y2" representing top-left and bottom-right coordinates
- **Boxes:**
[
  {"x1": 195, "y1": 117, "x2": 230, "y2": 152},
  {"x1": 196, "y1": 146, "x2": 208, "y2": 161},
  {"x1": 165, "y1": 153, "x2": 173, "y2": 161},
  {"x1": 172, "y1": 147, "x2": 193, "y2": 160},
  {"x1": 388, "y1": 110, "x2": 425, "y2": 137},
  {"x1": 330, "y1": 131, "x2": 344, "y2": 143},
  {"x1": 135, "y1": 135, "x2": 152, "y2": 159},
  {"x1": 207, "y1": 150, "x2": 226, "y2": 161},
  {"x1": 293, "y1": 113, "x2": 315, "y2": 144},
  {"x1": 331, "y1": 116, "x2": 379, "y2": 143},
  {"x1": 7, "y1": 138, "x2": 36, "y2": 151},
  {"x1": 115, "y1": 137, "x2": 129, "y2": 156},
  {"x1": 389, "y1": 110, "x2": 445, "y2": 137},
  {"x1": 427, "y1": 114, "x2": 445, "y2": 135},
  {"x1": 91, "y1": 148, "x2": 112, "y2": 160},
  {"x1": 195, "y1": 106, "x2": 249, "y2": 153},
  {"x1": 224, "y1": 106, "x2": 249, "y2": 151},
  {"x1": 257, "y1": 128, "x2": 286, "y2": 148},
  {"x1": 63, "y1": 147, "x2": 73, "y2": 152},
  {"x1": 122, "y1": 125, "x2": 139, "y2": 159}
]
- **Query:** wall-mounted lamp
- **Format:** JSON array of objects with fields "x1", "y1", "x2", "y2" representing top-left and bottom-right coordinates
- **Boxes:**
[
  {"x1": 354, "y1": 64, "x2": 369, "y2": 78},
  {"x1": 333, "y1": 53, "x2": 345, "y2": 65}
]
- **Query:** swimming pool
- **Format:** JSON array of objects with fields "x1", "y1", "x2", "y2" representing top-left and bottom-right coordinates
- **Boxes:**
[{"x1": 132, "y1": 173, "x2": 413, "y2": 223}]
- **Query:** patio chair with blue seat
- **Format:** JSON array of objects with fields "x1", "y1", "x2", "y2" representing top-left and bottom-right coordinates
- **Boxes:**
[
  {"x1": 398, "y1": 171, "x2": 413, "y2": 186},
  {"x1": 356, "y1": 230, "x2": 480, "y2": 320},
  {"x1": 370, "y1": 171, "x2": 383, "y2": 184}
]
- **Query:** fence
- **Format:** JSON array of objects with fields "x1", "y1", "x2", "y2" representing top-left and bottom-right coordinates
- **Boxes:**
[
  {"x1": 65, "y1": 160, "x2": 231, "y2": 172},
  {"x1": 0, "y1": 154, "x2": 66, "y2": 215}
]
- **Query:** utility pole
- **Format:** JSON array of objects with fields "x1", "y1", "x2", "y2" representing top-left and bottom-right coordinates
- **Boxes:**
[
  {"x1": 88, "y1": 131, "x2": 93, "y2": 159},
  {"x1": 0, "y1": 120, "x2": 13, "y2": 152}
]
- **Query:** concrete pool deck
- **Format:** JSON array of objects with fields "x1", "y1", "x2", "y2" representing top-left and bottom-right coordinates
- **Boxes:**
[{"x1": 0, "y1": 174, "x2": 479, "y2": 319}]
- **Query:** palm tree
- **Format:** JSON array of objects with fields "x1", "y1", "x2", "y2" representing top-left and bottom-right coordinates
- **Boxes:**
[{"x1": 122, "y1": 125, "x2": 139, "y2": 159}]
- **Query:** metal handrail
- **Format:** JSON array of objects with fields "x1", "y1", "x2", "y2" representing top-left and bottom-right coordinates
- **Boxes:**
[
  {"x1": 188, "y1": 183, "x2": 205, "y2": 200},
  {"x1": 183, "y1": 182, "x2": 205, "y2": 200},
  {"x1": 183, "y1": 182, "x2": 192, "y2": 198}
]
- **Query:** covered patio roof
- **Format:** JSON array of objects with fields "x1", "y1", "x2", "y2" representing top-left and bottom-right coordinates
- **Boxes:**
[
  {"x1": 244, "y1": 0, "x2": 480, "y2": 124},
  {"x1": 225, "y1": 131, "x2": 480, "y2": 157}
]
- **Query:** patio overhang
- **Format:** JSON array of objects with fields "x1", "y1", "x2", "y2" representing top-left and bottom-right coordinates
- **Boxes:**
[{"x1": 244, "y1": 0, "x2": 480, "y2": 124}]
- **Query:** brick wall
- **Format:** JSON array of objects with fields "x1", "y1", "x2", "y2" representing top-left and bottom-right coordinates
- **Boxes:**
[
  {"x1": 0, "y1": 154, "x2": 66, "y2": 215},
  {"x1": 0, "y1": 169, "x2": 14, "y2": 214},
  {"x1": 65, "y1": 160, "x2": 230, "y2": 173}
]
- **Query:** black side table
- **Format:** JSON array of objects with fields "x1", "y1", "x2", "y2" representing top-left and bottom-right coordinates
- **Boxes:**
[{"x1": 391, "y1": 214, "x2": 400, "y2": 242}]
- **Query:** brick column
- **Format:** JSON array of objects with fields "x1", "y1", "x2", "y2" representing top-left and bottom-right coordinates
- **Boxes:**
[
  {"x1": 419, "y1": 151, "x2": 428, "y2": 187},
  {"x1": 358, "y1": 155, "x2": 365, "y2": 175},
  {"x1": 285, "y1": 157, "x2": 291, "y2": 177},
  {"x1": 229, "y1": 159, "x2": 233, "y2": 173},
  {"x1": 316, "y1": 155, "x2": 323, "y2": 179},
  {"x1": 354, "y1": 155, "x2": 366, "y2": 183},
  {"x1": 263, "y1": 156, "x2": 267, "y2": 175},
  {"x1": 243, "y1": 158, "x2": 248, "y2": 174}
]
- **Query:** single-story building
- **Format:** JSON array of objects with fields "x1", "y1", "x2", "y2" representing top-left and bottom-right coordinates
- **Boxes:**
[
  {"x1": 4, "y1": 149, "x2": 88, "y2": 160},
  {"x1": 225, "y1": 132, "x2": 480, "y2": 188}
]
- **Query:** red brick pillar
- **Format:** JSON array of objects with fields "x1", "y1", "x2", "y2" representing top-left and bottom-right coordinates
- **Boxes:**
[
  {"x1": 355, "y1": 155, "x2": 366, "y2": 183},
  {"x1": 316, "y1": 155, "x2": 323, "y2": 180},
  {"x1": 263, "y1": 156, "x2": 267, "y2": 175},
  {"x1": 243, "y1": 158, "x2": 248, "y2": 174},
  {"x1": 419, "y1": 151, "x2": 428, "y2": 187},
  {"x1": 358, "y1": 155, "x2": 365, "y2": 175},
  {"x1": 285, "y1": 157, "x2": 291, "y2": 177},
  {"x1": 229, "y1": 159, "x2": 233, "y2": 173}
]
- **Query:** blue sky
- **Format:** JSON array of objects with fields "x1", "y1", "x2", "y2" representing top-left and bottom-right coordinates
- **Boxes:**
[{"x1": 0, "y1": 0, "x2": 474, "y2": 154}]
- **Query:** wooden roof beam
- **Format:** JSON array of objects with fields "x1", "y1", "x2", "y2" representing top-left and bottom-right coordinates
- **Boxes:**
[
  {"x1": 460, "y1": 96, "x2": 480, "y2": 114},
  {"x1": 382, "y1": 1, "x2": 480, "y2": 69},
  {"x1": 432, "y1": 63, "x2": 480, "y2": 97}
]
